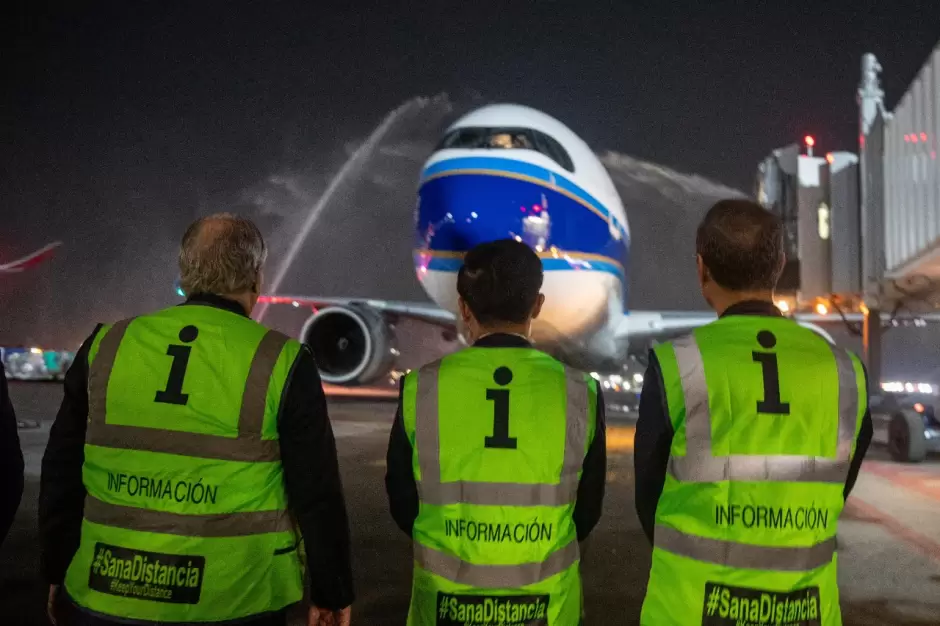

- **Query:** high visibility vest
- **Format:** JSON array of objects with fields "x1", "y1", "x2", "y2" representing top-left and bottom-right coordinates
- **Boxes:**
[
  {"x1": 402, "y1": 346, "x2": 598, "y2": 626},
  {"x1": 640, "y1": 315, "x2": 867, "y2": 626},
  {"x1": 64, "y1": 305, "x2": 305, "y2": 623}
]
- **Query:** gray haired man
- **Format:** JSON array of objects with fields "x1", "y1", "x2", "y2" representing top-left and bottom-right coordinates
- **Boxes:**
[{"x1": 40, "y1": 213, "x2": 354, "y2": 626}]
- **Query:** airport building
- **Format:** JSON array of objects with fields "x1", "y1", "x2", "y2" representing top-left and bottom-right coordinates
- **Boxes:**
[{"x1": 755, "y1": 140, "x2": 861, "y2": 310}]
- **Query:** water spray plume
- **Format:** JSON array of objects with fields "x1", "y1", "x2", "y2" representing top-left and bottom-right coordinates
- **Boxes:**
[{"x1": 255, "y1": 98, "x2": 428, "y2": 322}]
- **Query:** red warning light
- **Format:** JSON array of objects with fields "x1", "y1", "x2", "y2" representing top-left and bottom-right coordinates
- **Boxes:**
[
  {"x1": 912, "y1": 134, "x2": 919, "y2": 143},
  {"x1": 804, "y1": 135, "x2": 815, "y2": 147},
  {"x1": 921, "y1": 132, "x2": 928, "y2": 142},
  {"x1": 904, "y1": 135, "x2": 911, "y2": 142}
]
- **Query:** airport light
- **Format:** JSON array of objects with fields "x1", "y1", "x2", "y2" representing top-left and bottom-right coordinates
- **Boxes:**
[
  {"x1": 776, "y1": 299, "x2": 790, "y2": 313},
  {"x1": 815, "y1": 302, "x2": 828, "y2": 315},
  {"x1": 805, "y1": 135, "x2": 815, "y2": 157},
  {"x1": 914, "y1": 402, "x2": 925, "y2": 413},
  {"x1": 826, "y1": 153, "x2": 834, "y2": 164},
  {"x1": 879, "y1": 381, "x2": 935, "y2": 395}
]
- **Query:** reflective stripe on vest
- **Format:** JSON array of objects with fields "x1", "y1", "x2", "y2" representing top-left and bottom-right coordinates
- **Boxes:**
[
  {"x1": 84, "y1": 317, "x2": 290, "y2": 536},
  {"x1": 83, "y1": 495, "x2": 293, "y2": 537},
  {"x1": 654, "y1": 526, "x2": 837, "y2": 572},
  {"x1": 415, "y1": 541, "x2": 580, "y2": 589},
  {"x1": 412, "y1": 359, "x2": 588, "y2": 586},
  {"x1": 656, "y1": 331, "x2": 858, "y2": 572},
  {"x1": 667, "y1": 333, "x2": 859, "y2": 484}
]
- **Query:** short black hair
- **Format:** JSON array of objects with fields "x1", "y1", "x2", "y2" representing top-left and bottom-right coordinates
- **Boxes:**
[
  {"x1": 457, "y1": 239, "x2": 543, "y2": 325},
  {"x1": 696, "y1": 199, "x2": 785, "y2": 291}
]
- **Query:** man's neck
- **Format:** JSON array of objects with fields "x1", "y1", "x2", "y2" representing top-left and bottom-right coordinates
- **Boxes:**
[
  {"x1": 712, "y1": 290, "x2": 776, "y2": 317},
  {"x1": 218, "y1": 291, "x2": 254, "y2": 316},
  {"x1": 474, "y1": 323, "x2": 530, "y2": 342}
]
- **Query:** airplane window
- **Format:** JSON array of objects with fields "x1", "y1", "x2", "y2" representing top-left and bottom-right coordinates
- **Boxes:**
[
  {"x1": 436, "y1": 126, "x2": 574, "y2": 172},
  {"x1": 533, "y1": 132, "x2": 574, "y2": 172}
]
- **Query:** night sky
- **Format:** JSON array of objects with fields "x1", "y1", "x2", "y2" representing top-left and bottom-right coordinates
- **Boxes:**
[{"x1": 3, "y1": 2, "x2": 940, "y2": 374}]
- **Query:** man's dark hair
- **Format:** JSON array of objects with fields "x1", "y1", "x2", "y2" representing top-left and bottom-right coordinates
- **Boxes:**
[
  {"x1": 696, "y1": 199, "x2": 785, "y2": 291},
  {"x1": 457, "y1": 239, "x2": 543, "y2": 325}
]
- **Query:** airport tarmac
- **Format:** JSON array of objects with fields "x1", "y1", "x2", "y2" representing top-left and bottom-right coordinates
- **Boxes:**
[{"x1": 2, "y1": 382, "x2": 940, "y2": 625}]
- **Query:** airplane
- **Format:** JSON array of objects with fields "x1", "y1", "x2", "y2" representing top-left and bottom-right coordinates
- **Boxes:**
[
  {"x1": 253, "y1": 103, "x2": 864, "y2": 387},
  {"x1": 0, "y1": 241, "x2": 62, "y2": 274}
]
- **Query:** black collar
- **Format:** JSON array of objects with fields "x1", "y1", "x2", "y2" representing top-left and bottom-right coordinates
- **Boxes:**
[
  {"x1": 720, "y1": 299, "x2": 783, "y2": 319},
  {"x1": 473, "y1": 333, "x2": 532, "y2": 348},
  {"x1": 181, "y1": 293, "x2": 249, "y2": 318}
]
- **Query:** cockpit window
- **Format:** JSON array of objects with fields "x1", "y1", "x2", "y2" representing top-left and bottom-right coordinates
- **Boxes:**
[{"x1": 436, "y1": 127, "x2": 574, "y2": 172}]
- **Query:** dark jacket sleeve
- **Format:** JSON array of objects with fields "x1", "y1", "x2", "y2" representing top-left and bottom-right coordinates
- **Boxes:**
[
  {"x1": 633, "y1": 353, "x2": 673, "y2": 545},
  {"x1": 844, "y1": 361, "x2": 874, "y2": 500},
  {"x1": 385, "y1": 379, "x2": 418, "y2": 537},
  {"x1": 573, "y1": 385, "x2": 606, "y2": 541},
  {"x1": 0, "y1": 362, "x2": 25, "y2": 547},
  {"x1": 39, "y1": 325, "x2": 102, "y2": 584},
  {"x1": 278, "y1": 346, "x2": 355, "y2": 610}
]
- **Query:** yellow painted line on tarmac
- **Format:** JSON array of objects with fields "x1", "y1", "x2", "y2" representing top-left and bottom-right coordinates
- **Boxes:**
[{"x1": 606, "y1": 425, "x2": 636, "y2": 452}]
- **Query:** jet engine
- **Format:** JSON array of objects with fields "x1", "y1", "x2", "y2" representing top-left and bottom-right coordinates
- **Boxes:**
[{"x1": 300, "y1": 305, "x2": 396, "y2": 385}]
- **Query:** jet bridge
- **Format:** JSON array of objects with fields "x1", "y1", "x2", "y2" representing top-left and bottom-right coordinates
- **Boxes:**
[{"x1": 858, "y1": 44, "x2": 940, "y2": 384}]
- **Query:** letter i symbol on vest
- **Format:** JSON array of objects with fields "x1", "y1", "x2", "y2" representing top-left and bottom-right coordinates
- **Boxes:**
[
  {"x1": 155, "y1": 325, "x2": 199, "y2": 406},
  {"x1": 752, "y1": 330, "x2": 790, "y2": 415},
  {"x1": 484, "y1": 366, "x2": 517, "y2": 449}
]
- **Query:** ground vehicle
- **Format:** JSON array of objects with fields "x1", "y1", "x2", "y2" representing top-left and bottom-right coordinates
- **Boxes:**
[{"x1": 871, "y1": 392, "x2": 940, "y2": 463}]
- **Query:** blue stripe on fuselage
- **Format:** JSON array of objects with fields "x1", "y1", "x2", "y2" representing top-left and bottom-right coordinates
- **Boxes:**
[
  {"x1": 415, "y1": 155, "x2": 630, "y2": 305},
  {"x1": 420, "y1": 155, "x2": 628, "y2": 238},
  {"x1": 415, "y1": 251, "x2": 625, "y2": 279}
]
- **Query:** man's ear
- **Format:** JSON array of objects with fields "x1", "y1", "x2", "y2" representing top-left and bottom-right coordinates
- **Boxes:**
[
  {"x1": 531, "y1": 293, "x2": 545, "y2": 320},
  {"x1": 696, "y1": 254, "x2": 707, "y2": 286},
  {"x1": 457, "y1": 297, "x2": 472, "y2": 322}
]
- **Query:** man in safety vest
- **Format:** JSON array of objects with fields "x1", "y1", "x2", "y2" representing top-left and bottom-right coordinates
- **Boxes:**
[
  {"x1": 634, "y1": 199, "x2": 873, "y2": 625},
  {"x1": 39, "y1": 214, "x2": 355, "y2": 626},
  {"x1": 385, "y1": 238, "x2": 607, "y2": 626}
]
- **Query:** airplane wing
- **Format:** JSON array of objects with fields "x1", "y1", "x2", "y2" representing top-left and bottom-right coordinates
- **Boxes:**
[
  {"x1": 615, "y1": 310, "x2": 717, "y2": 339},
  {"x1": 256, "y1": 295, "x2": 457, "y2": 325},
  {"x1": 0, "y1": 241, "x2": 62, "y2": 274}
]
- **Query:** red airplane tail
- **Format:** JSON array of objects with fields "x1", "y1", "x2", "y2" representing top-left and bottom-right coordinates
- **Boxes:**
[{"x1": 0, "y1": 242, "x2": 62, "y2": 273}]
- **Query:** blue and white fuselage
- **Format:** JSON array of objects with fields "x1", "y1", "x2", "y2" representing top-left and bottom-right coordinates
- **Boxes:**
[{"x1": 414, "y1": 104, "x2": 631, "y2": 344}]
